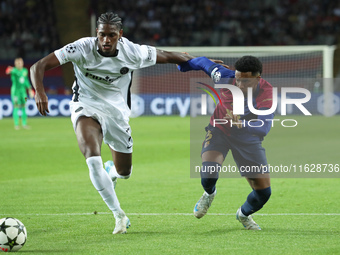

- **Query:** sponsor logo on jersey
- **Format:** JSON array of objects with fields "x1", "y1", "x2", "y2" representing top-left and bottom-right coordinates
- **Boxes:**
[
  {"x1": 85, "y1": 72, "x2": 121, "y2": 83},
  {"x1": 120, "y1": 67, "x2": 129, "y2": 74}
]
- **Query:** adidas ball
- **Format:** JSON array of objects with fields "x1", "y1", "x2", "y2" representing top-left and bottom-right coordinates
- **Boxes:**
[{"x1": 0, "y1": 217, "x2": 27, "y2": 252}]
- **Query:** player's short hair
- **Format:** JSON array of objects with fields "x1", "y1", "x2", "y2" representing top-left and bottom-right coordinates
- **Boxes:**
[
  {"x1": 235, "y1": 56, "x2": 262, "y2": 76},
  {"x1": 97, "y1": 12, "x2": 122, "y2": 30}
]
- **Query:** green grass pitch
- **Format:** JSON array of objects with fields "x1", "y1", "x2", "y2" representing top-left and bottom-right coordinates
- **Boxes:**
[{"x1": 0, "y1": 115, "x2": 339, "y2": 255}]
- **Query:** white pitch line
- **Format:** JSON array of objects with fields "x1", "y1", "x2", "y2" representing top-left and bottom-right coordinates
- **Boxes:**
[{"x1": 2, "y1": 212, "x2": 340, "y2": 216}]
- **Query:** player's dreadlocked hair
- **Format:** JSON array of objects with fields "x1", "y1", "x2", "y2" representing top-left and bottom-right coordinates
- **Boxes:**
[
  {"x1": 97, "y1": 12, "x2": 122, "y2": 29},
  {"x1": 235, "y1": 56, "x2": 262, "y2": 76}
]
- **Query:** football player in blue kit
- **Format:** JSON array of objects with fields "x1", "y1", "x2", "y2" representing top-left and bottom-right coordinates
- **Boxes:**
[{"x1": 178, "y1": 55, "x2": 273, "y2": 230}]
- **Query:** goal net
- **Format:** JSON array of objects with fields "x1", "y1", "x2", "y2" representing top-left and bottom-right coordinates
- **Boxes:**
[{"x1": 130, "y1": 45, "x2": 337, "y2": 117}]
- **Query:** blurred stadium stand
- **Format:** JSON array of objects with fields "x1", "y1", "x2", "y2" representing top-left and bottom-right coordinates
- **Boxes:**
[
  {"x1": 0, "y1": 0, "x2": 59, "y2": 59},
  {"x1": 92, "y1": 0, "x2": 340, "y2": 47},
  {"x1": 0, "y1": 0, "x2": 340, "y2": 95}
]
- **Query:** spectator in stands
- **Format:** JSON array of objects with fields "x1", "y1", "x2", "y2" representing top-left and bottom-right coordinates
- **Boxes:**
[
  {"x1": 91, "y1": 0, "x2": 340, "y2": 47},
  {"x1": 0, "y1": 0, "x2": 59, "y2": 59},
  {"x1": 0, "y1": 0, "x2": 339, "y2": 59}
]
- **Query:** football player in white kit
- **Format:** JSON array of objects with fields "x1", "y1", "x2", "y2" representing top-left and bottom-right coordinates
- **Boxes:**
[{"x1": 30, "y1": 12, "x2": 222, "y2": 234}]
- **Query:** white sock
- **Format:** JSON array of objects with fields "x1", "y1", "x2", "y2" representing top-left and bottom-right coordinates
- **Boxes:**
[
  {"x1": 109, "y1": 164, "x2": 132, "y2": 180},
  {"x1": 86, "y1": 156, "x2": 124, "y2": 218},
  {"x1": 239, "y1": 209, "x2": 247, "y2": 218}
]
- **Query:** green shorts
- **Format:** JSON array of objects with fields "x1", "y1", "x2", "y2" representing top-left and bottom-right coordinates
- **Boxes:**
[{"x1": 11, "y1": 93, "x2": 27, "y2": 106}]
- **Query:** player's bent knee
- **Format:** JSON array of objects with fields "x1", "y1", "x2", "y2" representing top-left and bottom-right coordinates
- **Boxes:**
[
  {"x1": 82, "y1": 148, "x2": 101, "y2": 159},
  {"x1": 200, "y1": 161, "x2": 220, "y2": 194},
  {"x1": 255, "y1": 186, "x2": 271, "y2": 204}
]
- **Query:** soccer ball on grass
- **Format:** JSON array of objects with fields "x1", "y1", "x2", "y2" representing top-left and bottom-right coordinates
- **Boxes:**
[{"x1": 0, "y1": 217, "x2": 27, "y2": 252}]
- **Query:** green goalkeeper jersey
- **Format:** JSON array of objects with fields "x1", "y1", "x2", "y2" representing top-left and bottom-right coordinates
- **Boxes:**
[{"x1": 10, "y1": 67, "x2": 31, "y2": 97}]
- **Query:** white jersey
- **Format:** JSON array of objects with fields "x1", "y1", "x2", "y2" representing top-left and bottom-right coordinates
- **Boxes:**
[{"x1": 54, "y1": 37, "x2": 157, "y2": 120}]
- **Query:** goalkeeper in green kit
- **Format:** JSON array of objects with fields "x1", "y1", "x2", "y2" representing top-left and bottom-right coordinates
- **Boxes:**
[{"x1": 6, "y1": 58, "x2": 34, "y2": 130}]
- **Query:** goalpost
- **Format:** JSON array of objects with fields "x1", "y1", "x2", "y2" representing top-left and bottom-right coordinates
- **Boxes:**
[
  {"x1": 131, "y1": 45, "x2": 337, "y2": 117},
  {"x1": 159, "y1": 45, "x2": 335, "y2": 78}
]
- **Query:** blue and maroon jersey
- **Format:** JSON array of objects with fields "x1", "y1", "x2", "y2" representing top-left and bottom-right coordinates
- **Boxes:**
[
  {"x1": 210, "y1": 78, "x2": 273, "y2": 142},
  {"x1": 177, "y1": 57, "x2": 274, "y2": 142}
]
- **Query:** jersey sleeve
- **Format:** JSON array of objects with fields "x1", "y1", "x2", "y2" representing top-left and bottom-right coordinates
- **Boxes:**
[
  {"x1": 123, "y1": 38, "x2": 157, "y2": 69},
  {"x1": 10, "y1": 68, "x2": 18, "y2": 86},
  {"x1": 10, "y1": 73, "x2": 17, "y2": 88},
  {"x1": 54, "y1": 39, "x2": 84, "y2": 65},
  {"x1": 23, "y1": 68, "x2": 31, "y2": 89},
  {"x1": 177, "y1": 56, "x2": 235, "y2": 82},
  {"x1": 256, "y1": 81, "x2": 273, "y2": 109},
  {"x1": 244, "y1": 111, "x2": 274, "y2": 137},
  {"x1": 210, "y1": 65, "x2": 235, "y2": 84}
]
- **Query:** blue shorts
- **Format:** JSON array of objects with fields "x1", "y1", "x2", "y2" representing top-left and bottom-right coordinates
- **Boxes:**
[{"x1": 201, "y1": 125, "x2": 269, "y2": 177}]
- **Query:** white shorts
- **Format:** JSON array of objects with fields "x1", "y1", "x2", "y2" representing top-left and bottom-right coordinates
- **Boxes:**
[{"x1": 70, "y1": 101, "x2": 133, "y2": 153}]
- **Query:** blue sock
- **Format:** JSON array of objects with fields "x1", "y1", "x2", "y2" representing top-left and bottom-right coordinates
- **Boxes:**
[
  {"x1": 200, "y1": 161, "x2": 220, "y2": 195},
  {"x1": 241, "y1": 187, "x2": 271, "y2": 216}
]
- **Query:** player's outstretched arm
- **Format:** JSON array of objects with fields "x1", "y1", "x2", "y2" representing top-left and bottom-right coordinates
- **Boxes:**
[
  {"x1": 5, "y1": 66, "x2": 13, "y2": 75},
  {"x1": 30, "y1": 53, "x2": 61, "y2": 116},
  {"x1": 177, "y1": 56, "x2": 235, "y2": 79},
  {"x1": 156, "y1": 50, "x2": 225, "y2": 66},
  {"x1": 156, "y1": 49, "x2": 194, "y2": 64}
]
